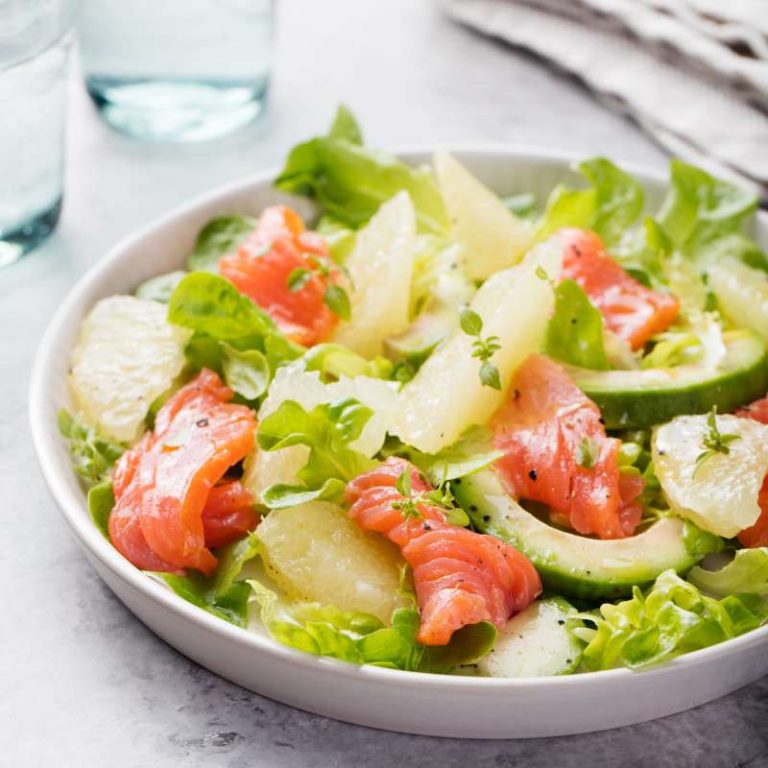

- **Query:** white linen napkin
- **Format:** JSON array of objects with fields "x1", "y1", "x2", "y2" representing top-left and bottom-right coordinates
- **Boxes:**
[{"x1": 442, "y1": 0, "x2": 768, "y2": 197}]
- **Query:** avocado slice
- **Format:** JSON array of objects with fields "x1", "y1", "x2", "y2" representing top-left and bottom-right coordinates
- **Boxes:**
[
  {"x1": 454, "y1": 469, "x2": 721, "y2": 600},
  {"x1": 566, "y1": 329, "x2": 768, "y2": 429}
]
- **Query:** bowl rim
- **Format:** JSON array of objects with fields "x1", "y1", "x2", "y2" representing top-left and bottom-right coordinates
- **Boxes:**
[{"x1": 29, "y1": 144, "x2": 768, "y2": 692}]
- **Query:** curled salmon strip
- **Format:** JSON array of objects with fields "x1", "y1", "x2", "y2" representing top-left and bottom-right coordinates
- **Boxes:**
[
  {"x1": 110, "y1": 369, "x2": 257, "y2": 574},
  {"x1": 346, "y1": 457, "x2": 541, "y2": 646}
]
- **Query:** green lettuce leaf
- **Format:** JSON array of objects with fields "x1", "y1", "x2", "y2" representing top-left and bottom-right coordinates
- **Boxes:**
[
  {"x1": 157, "y1": 533, "x2": 262, "y2": 627},
  {"x1": 640, "y1": 331, "x2": 702, "y2": 369},
  {"x1": 576, "y1": 157, "x2": 644, "y2": 246},
  {"x1": 220, "y1": 343, "x2": 270, "y2": 401},
  {"x1": 168, "y1": 272, "x2": 277, "y2": 340},
  {"x1": 167, "y1": 272, "x2": 303, "y2": 393},
  {"x1": 579, "y1": 569, "x2": 768, "y2": 670},
  {"x1": 657, "y1": 159, "x2": 766, "y2": 271},
  {"x1": 688, "y1": 548, "x2": 768, "y2": 597},
  {"x1": 87, "y1": 481, "x2": 115, "y2": 538},
  {"x1": 545, "y1": 279, "x2": 610, "y2": 370},
  {"x1": 186, "y1": 215, "x2": 256, "y2": 273},
  {"x1": 248, "y1": 575, "x2": 496, "y2": 672},
  {"x1": 408, "y1": 425, "x2": 505, "y2": 485},
  {"x1": 257, "y1": 398, "x2": 377, "y2": 508},
  {"x1": 535, "y1": 157, "x2": 643, "y2": 247},
  {"x1": 134, "y1": 270, "x2": 187, "y2": 304},
  {"x1": 326, "y1": 103, "x2": 363, "y2": 144},
  {"x1": 301, "y1": 343, "x2": 393, "y2": 381},
  {"x1": 58, "y1": 409, "x2": 125, "y2": 488},
  {"x1": 275, "y1": 106, "x2": 449, "y2": 234}
]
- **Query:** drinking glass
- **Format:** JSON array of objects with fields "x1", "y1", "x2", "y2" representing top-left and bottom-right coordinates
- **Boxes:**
[
  {"x1": 0, "y1": 0, "x2": 72, "y2": 267},
  {"x1": 76, "y1": 0, "x2": 274, "y2": 142}
]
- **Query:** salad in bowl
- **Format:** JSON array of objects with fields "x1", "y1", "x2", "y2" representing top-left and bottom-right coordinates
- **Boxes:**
[{"x1": 59, "y1": 107, "x2": 768, "y2": 678}]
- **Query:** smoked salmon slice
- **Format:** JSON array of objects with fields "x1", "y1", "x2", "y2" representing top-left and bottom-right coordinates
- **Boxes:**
[
  {"x1": 493, "y1": 354, "x2": 643, "y2": 540},
  {"x1": 109, "y1": 369, "x2": 257, "y2": 574},
  {"x1": 345, "y1": 457, "x2": 542, "y2": 646},
  {"x1": 219, "y1": 206, "x2": 342, "y2": 347},
  {"x1": 201, "y1": 481, "x2": 258, "y2": 549},
  {"x1": 561, "y1": 228, "x2": 679, "y2": 350},
  {"x1": 735, "y1": 394, "x2": 768, "y2": 547}
]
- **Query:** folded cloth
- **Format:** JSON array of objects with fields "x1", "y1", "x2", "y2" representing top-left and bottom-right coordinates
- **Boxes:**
[{"x1": 442, "y1": 0, "x2": 768, "y2": 197}]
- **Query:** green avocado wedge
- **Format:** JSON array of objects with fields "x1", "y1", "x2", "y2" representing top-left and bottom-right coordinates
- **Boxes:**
[
  {"x1": 453, "y1": 469, "x2": 722, "y2": 600},
  {"x1": 566, "y1": 330, "x2": 768, "y2": 429}
]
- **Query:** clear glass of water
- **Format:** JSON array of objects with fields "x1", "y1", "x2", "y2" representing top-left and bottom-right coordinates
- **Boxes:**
[
  {"x1": 0, "y1": 0, "x2": 72, "y2": 268},
  {"x1": 76, "y1": 0, "x2": 273, "y2": 143}
]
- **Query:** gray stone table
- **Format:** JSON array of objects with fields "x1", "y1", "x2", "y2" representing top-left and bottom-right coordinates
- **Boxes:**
[{"x1": 2, "y1": 0, "x2": 766, "y2": 765}]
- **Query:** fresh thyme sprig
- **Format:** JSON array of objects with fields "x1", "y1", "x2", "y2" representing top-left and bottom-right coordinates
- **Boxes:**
[
  {"x1": 575, "y1": 436, "x2": 600, "y2": 469},
  {"x1": 459, "y1": 307, "x2": 502, "y2": 390},
  {"x1": 287, "y1": 254, "x2": 352, "y2": 321},
  {"x1": 392, "y1": 468, "x2": 465, "y2": 525},
  {"x1": 694, "y1": 406, "x2": 741, "y2": 476}
]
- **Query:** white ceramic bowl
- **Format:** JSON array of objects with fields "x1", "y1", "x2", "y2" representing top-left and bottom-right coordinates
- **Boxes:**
[{"x1": 30, "y1": 148, "x2": 768, "y2": 739}]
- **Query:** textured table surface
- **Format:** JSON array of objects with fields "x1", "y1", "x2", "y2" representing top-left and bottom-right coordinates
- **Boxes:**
[{"x1": 3, "y1": 1, "x2": 767, "y2": 765}]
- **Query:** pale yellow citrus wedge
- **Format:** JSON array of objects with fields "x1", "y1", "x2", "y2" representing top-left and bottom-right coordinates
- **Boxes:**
[
  {"x1": 333, "y1": 191, "x2": 416, "y2": 357},
  {"x1": 653, "y1": 413, "x2": 768, "y2": 537},
  {"x1": 434, "y1": 151, "x2": 531, "y2": 280},
  {"x1": 256, "y1": 501, "x2": 404, "y2": 622},
  {"x1": 392, "y1": 237, "x2": 561, "y2": 453},
  {"x1": 69, "y1": 295, "x2": 191, "y2": 443}
]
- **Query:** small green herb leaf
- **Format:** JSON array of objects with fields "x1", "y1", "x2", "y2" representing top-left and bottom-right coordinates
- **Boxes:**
[
  {"x1": 459, "y1": 308, "x2": 502, "y2": 389},
  {"x1": 324, "y1": 284, "x2": 352, "y2": 321},
  {"x1": 459, "y1": 306, "x2": 483, "y2": 336},
  {"x1": 479, "y1": 361, "x2": 502, "y2": 390},
  {"x1": 287, "y1": 268, "x2": 312, "y2": 292},
  {"x1": 694, "y1": 406, "x2": 742, "y2": 475}
]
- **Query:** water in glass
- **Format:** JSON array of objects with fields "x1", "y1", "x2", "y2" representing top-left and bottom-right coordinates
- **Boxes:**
[
  {"x1": 0, "y1": 1, "x2": 71, "y2": 267},
  {"x1": 77, "y1": 0, "x2": 273, "y2": 142}
]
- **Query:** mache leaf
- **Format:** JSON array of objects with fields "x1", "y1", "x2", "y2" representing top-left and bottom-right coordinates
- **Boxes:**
[
  {"x1": 157, "y1": 533, "x2": 262, "y2": 627},
  {"x1": 257, "y1": 398, "x2": 377, "y2": 508},
  {"x1": 186, "y1": 215, "x2": 256, "y2": 273},
  {"x1": 87, "y1": 481, "x2": 115, "y2": 538},
  {"x1": 545, "y1": 279, "x2": 610, "y2": 370}
]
